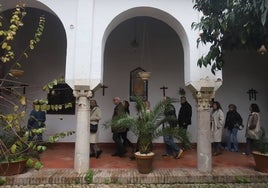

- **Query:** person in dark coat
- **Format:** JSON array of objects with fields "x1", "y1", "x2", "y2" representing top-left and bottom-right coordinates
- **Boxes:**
[
  {"x1": 224, "y1": 104, "x2": 243, "y2": 152},
  {"x1": 178, "y1": 96, "x2": 192, "y2": 149},
  {"x1": 178, "y1": 96, "x2": 192, "y2": 130}
]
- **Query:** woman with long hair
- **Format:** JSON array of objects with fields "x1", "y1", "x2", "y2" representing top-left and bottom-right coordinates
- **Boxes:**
[
  {"x1": 243, "y1": 103, "x2": 262, "y2": 155},
  {"x1": 89, "y1": 99, "x2": 102, "y2": 158},
  {"x1": 211, "y1": 101, "x2": 225, "y2": 156}
]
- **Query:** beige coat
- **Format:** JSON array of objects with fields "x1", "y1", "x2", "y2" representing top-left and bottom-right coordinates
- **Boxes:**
[
  {"x1": 245, "y1": 112, "x2": 262, "y2": 140},
  {"x1": 90, "y1": 106, "x2": 101, "y2": 143},
  {"x1": 211, "y1": 109, "x2": 225, "y2": 142},
  {"x1": 90, "y1": 106, "x2": 101, "y2": 125}
]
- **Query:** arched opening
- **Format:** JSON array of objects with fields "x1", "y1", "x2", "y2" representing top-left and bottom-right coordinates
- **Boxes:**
[
  {"x1": 0, "y1": 3, "x2": 72, "y2": 141},
  {"x1": 92, "y1": 16, "x2": 196, "y2": 144},
  {"x1": 102, "y1": 7, "x2": 190, "y2": 84}
]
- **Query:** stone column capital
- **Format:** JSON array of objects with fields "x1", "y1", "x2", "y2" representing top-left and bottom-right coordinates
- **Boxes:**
[
  {"x1": 195, "y1": 90, "x2": 215, "y2": 110},
  {"x1": 73, "y1": 85, "x2": 92, "y2": 98},
  {"x1": 187, "y1": 76, "x2": 222, "y2": 111}
]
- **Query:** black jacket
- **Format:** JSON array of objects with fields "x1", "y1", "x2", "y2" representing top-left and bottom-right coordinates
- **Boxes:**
[
  {"x1": 178, "y1": 102, "x2": 192, "y2": 128},
  {"x1": 224, "y1": 110, "x2": 242, "y2": 130}
]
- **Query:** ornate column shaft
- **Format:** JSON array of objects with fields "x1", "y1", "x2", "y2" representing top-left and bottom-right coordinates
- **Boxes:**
[
  {"x1": 188, "y1": 77, "x2": 222, "y2": 173},
  {"x1": 195, "y1": 90, "x2": 215, "y2": 173},
  {"x1": 73, "y1": 87, "x2": 92, "y2": 173}
]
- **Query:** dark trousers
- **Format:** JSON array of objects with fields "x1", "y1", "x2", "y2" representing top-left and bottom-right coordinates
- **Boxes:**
[
  {"x1": 163, "y1": 135, "x2": 180, "y2": 155},
  {"x1": 112, "y1": 132, "x2": 126, "y2": 155},
  {"x1": 212, "y1": 142, "x2": 222, "y2": 153},
  {"x1": 246, "y1": 138, "x2": 254, "y2": 155},
  {"x1": 122, "y1": 130, "x2": 134, "y2": 149}
]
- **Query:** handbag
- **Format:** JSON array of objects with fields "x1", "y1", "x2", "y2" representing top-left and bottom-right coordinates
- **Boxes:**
[
  {"x1": 234, "y1": 123, "x2": 244, "y2": 130},
  {"x1": 90, "y1": 124, "x2": 98, "y2": 133},
  {"x1": 247, "y1": 128, "x2": 263, "y2": 140}
]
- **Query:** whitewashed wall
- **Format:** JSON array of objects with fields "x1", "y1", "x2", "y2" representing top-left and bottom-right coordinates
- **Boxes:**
[
  {"x1": 1, "y1": 0, "x2": 267, "y2": 144},
  {"x1": 216, "y1": 50, "x2": 268, "y2": 142}
]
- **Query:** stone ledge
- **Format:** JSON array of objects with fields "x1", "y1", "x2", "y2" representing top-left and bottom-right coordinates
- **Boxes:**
[{"x1": 2, "y1": 167, "x2": 268, "y2": 186}]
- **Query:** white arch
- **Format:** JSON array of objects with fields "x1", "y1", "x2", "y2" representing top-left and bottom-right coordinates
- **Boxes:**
[
  {"x1": 0, "y1": 0, "x2": 56, "y2": 15},
  {"x1": 102, "y1": 7, "x2": 190, "y2": 85}
]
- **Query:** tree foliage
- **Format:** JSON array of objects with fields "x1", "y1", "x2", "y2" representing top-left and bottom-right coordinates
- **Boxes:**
[
  {"x1": 0, "y1": 3, "x2": 45, "y2": 80},
  {"x1": 0, "y1": 3, "x2": 74, "y2": 172},
  {"x1": 192, "y1": 0, "x2": 268, "y2": 74}
]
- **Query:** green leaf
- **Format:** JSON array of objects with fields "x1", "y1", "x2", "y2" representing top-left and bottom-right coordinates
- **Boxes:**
[
  {"x1": 20, "y1": 96, "x2": 26, "y2": 105},
  {"x1": 13, "y1": 105, "x2": 19, "y2": 112},
  {"x1": 16, "y1": 62, "x2": 22, "y2": 68},
  {"x1": 197, "y1": 58, "x2": 203, "y2": 67},
  {"x1": 0, "y1": 176, "x2": 6, "y2": 186},
  {"x1": 10, "y1": 144, "x2": 17, "y2": 154},
  {"x1": 29, "y1": 44, "x2": 34, "y2": 50},
  {"x1": 1, "y1": 42, "x2": 7, "y2": 49},
  {"x1": 26, "y1": 158, "x2": 34, "y2": 167},
  {"x1": 34, "y1": 161, "x2": 43, "y2": 170}
]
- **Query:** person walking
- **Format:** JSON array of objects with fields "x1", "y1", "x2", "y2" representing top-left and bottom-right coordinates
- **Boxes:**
[
  {"x1": 211, "y1": 101, "x2": 225, "y2": 156},
  {"x1": 243, "y1": 103, "x2": 262, "y2": 155},
  {"x1": 111, "y1": 97, "x2": 127, "y2": 157},
  {"x1": 224, "y1": 104, "x2": 243, "y2": 152},
  {"x1": 89, "y1": 99, "x2": 102, "y2": 158},
  {"x1": 178, "y1": 96, "x2": 192, "y2": 149},
  {"x1": 178, "y1": 96, "x2": 192, "y2": 130},
  {"x1": 162, "y1": 97, "x2": 183, "y2": 159}
]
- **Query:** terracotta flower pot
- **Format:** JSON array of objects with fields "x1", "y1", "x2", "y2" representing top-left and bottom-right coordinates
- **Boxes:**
[
  {"x1": 134, "y1": 152, "x2": 155, "y2": 174},
  {"x1": 0, "y1": 159, "x2": 27, "y2": 176},
  {"x1": 252, "y1": 151, "x2": 268, "y2": 173}
]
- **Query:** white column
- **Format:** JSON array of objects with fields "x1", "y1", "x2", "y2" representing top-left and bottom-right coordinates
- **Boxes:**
[
  {"x1": 195, "y1": 91, "x2": 214, "y2": 173},
  {"x1": 188, "y1": 77, "x2": 222, "y2": 173},
  {"x1": 73, "y1": 88, "x2": 92, "y2": 173}
]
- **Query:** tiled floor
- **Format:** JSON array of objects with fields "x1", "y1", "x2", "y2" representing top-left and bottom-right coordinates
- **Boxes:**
[{"x1": 41, "y1": 143, "x2": 255, "y2": 170}]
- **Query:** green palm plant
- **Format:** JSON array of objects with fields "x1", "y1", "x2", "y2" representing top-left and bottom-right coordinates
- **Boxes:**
[{"x1": 106, "y1": 97, "x2": 191, "y2": 154}]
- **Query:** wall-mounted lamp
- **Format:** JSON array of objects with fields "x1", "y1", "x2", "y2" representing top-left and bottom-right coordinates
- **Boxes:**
[
  {"x1": 247, "y1": 88, "x2": 258, "y2": 101},
  {"x1": 258, "y1": 45, "x2": 267, "y2": 55}
]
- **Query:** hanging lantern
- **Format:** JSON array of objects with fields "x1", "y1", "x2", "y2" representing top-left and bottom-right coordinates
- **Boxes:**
[{"x1": 258, "y1": 45, "x2": 267, "y2": 55}]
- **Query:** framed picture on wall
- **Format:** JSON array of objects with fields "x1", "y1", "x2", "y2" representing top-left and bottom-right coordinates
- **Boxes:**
[{"x1": 130, "y1": 67, "x2": 148, "y2": 101}]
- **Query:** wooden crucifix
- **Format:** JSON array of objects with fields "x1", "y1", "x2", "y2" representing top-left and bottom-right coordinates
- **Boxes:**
[
  {"x1": 101, "y1": 85, "x2": 108, "y2": 96},
  {"x1": 21, "y1": 84, "x2": 29, "y2": 94},
  {"x1": 160, "y1": 85, "x2": 168, "y2": 97}
]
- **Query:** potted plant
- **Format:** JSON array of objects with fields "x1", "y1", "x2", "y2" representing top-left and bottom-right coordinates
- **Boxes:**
[
  {"x1": 252, "y1": 131, "x2": 268, "y2": 173},
  {"x1": 0, "y1": 97, "x2": 47, "y2": 175},
  {"x1": 107, "y1": 97, "x2": 191, "y2": 174},
  {"x1": 0, "y1": 96, "x2": 75, "y2": 176}
]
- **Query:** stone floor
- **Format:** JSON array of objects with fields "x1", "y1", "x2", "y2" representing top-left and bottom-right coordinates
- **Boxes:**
[{"x1": 1, "y1": 143, "x2": 268, "y2": 187}]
